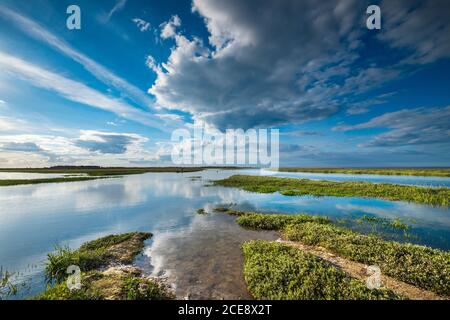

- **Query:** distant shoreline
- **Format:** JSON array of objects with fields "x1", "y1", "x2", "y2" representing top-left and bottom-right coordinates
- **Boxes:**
[
  {"x1": 0, "y1": 166, "x2": 243, "y2": 187},
  {"x1": 275, "y1": 167, "x2": 450, "y2": 178}
]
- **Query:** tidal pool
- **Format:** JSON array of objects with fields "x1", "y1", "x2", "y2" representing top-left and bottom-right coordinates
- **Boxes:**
[{"x1": 0, "y1": 169, "x2": 448, "y2": 299}]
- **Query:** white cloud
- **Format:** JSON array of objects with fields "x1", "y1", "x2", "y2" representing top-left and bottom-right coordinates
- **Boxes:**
[
  {"x1": 103, "y1": 0, "x2": 127, "y2": 23},
  {"x1": 146, "y1": 55, "x2": 162, "y2": 74},
  {"x1": 149, "y1": 0, "x2": 372, "y2": 129},
  {"x1": 0, "y1": 130, "x2": 158, "y2": 167},
  {"x1": 160, "y1": 15, "x2": 181, "y2": 39},
  {"x1": 0, "y1": 99, "x2": 6, "y2": 104},
  {"x1": 0, "y1": 116, "x2": 27, "y2": 132},
  {"x1": 0, "y1": 50, "x2": 165, "y2": 129},
  {"x1": 132, "y1": 18, "x2": 151, "y2": 32}
]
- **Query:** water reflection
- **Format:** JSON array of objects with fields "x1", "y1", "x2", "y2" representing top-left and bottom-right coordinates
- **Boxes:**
[{"x1": 0, "y1": 169, "x2": 448, "y2": 299}]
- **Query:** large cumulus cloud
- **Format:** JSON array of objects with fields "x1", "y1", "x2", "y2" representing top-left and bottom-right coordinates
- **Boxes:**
[
  {"x1": 148, "y1": 0, "x2": 450, "y2": 130},
  {"x1": 149, "y1": 0, "x2": 367, "y2": 129}
]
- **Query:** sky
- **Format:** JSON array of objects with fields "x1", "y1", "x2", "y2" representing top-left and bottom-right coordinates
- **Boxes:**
[{"x1": 0, "y1": 0, "x2": 449, "y2": 168}]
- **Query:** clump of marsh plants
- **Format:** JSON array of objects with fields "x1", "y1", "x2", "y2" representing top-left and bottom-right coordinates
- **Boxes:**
[
  {"x1": 196, "y1": 208, "x2": 207, "y2": 215},
  {"x1": 0, "y1": 267, "x2": 18, "y2": 300},
  {"x1": 45, "y1": 232, "x2": 152, "y2": 283},
  {"x1": 227, "y1": 211, "x2": 450, "y2": 296},
  {"x1": 242, "y1": 241, "x2": 402, "y2": 300},
  {"x1": 283, "y1": 222, "x2": 450, "y2": 295}
]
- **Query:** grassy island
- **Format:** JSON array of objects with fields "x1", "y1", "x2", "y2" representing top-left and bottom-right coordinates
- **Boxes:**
[
  {"x1": 219, "y1": 209, "x2": 450, "y2": 298},
  {"x1": 34, "y1": 232, "x2": 174, "y2": 300},
  {"x1": 214, "y1": 175, "x2": 450, "y2": 206}
]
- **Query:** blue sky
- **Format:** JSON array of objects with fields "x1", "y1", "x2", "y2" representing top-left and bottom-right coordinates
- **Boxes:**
[{"x1": 0, "y1": 0, "x2": 449, "y2": 167}]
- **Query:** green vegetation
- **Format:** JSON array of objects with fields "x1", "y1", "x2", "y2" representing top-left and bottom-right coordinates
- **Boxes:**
[
  {"x1": 45, "y1": 232, "x2": 151, "y2": 283},
  {"x1": 122, "y1": 275, "x2": 173, "y2": 300},
  {"x1": 0, "y1": 267, "x2": 17, "y2": 300},
  {"x1": 35, "y1": 232, "x2": 174, "y2": 300},
  {"x1": 0, "y1": 177, "x2": 105, "y2": 187},
  {"x1": 355, "y1": 215, "x2": 410, "y2": 233},
  {"x1": 223, "y1": 210, "x2": 450, "y2": 296},
  {"x1": 283, "y1": 222, "x2": 450, "y2": 295},
  {"x1": 196, "y1": 208, "x2": 207, "y2": 215},
  {"x1": 276, "y1": 167, "x2": 450, "y2": 177},
  {"x1": 214, "y1": 175, "x2": 450, "y2": 206},
  {"x1": 0, "y1": 166, "x2": 243, "y2": 187},
  {"x1": 242, "y1": 241, "x2": 402, "y2": 300},
  {"x1": 216, "y1": 208, "x2": 330, "y2": 230},
  {"x1": 33, "y1": 269, "x2": 174, "y2": 300},
  {"x1": 0, "y1": 166, "x2": 205, "y2": 176}
]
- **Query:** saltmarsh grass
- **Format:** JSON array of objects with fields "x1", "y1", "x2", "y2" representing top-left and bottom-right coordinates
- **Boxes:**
[
  {"x1": 225, "y1": 211, "x2": 450, "y2": 296},
  {"x1": 214, "y1": 175, "x2": 450, "y2": 206},
  {"x1": 0, "y1": 177, "x2": 103, "y2": 187},
  {"x1": 220, "y1": 209, "x2": 330, "y2": 230},
  {"x1": 242, "y1": 241, "x2": 402, "y2": 300},
  {"x1": 33, "y1": 272, "x2": 174, "y2": 300},
  {"x1": 283, "y1": 222, "x2": 450, "y2": 296},
  {"x1": 45, "y1": 232, "x2": 151, "y2": 283}
]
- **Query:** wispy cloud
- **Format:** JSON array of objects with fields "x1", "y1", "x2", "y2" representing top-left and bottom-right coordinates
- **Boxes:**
[
  {"x1": 102, "y1": 0, "x2": 127, "y2": 23},
  {"x1": 0, "y1": 116, "x2": 30, "y2": 132},
  {"x1": 132, "y1": 18, "x2": 151, "y2": 32},
  {"x1": 333, "y1": 106, "x2": 450, "y2": 147},
  {"x1": 0, "y1": 50, "x2": 165, "y2": 130},
  {"x1": 0, "y1": 4, "x2": 154, "y2": 110}
]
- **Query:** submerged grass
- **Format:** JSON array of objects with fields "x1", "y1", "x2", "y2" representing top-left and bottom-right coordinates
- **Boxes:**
[
  {"x1": 276, "y1": 168, "x2": 450, "y2": 178},
  {"x1": 242, "y1": 240, "x2": 402, "y2": 300},
  {"x1": 214, "y1": 175, "x2": 450, "y2": 206},
  {"x1": 355, "y1": 215, "x2": 410, "y2": 233},
  {"x1": 225, "y1": 210, "x2": 450, "y2": 296}
]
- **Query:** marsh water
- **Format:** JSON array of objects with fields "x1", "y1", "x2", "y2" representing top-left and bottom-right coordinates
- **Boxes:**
[{"x1": 0, "y1": 169, "x2": 449, "y2": 299}]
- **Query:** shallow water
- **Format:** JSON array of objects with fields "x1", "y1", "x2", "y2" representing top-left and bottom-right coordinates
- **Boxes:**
[
  {"x1": 248, "y1": 169, "x2": 450, "y2": 188},
  {"x1": 0, "y1": 169, "x2": 448, "y2": 299}
]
